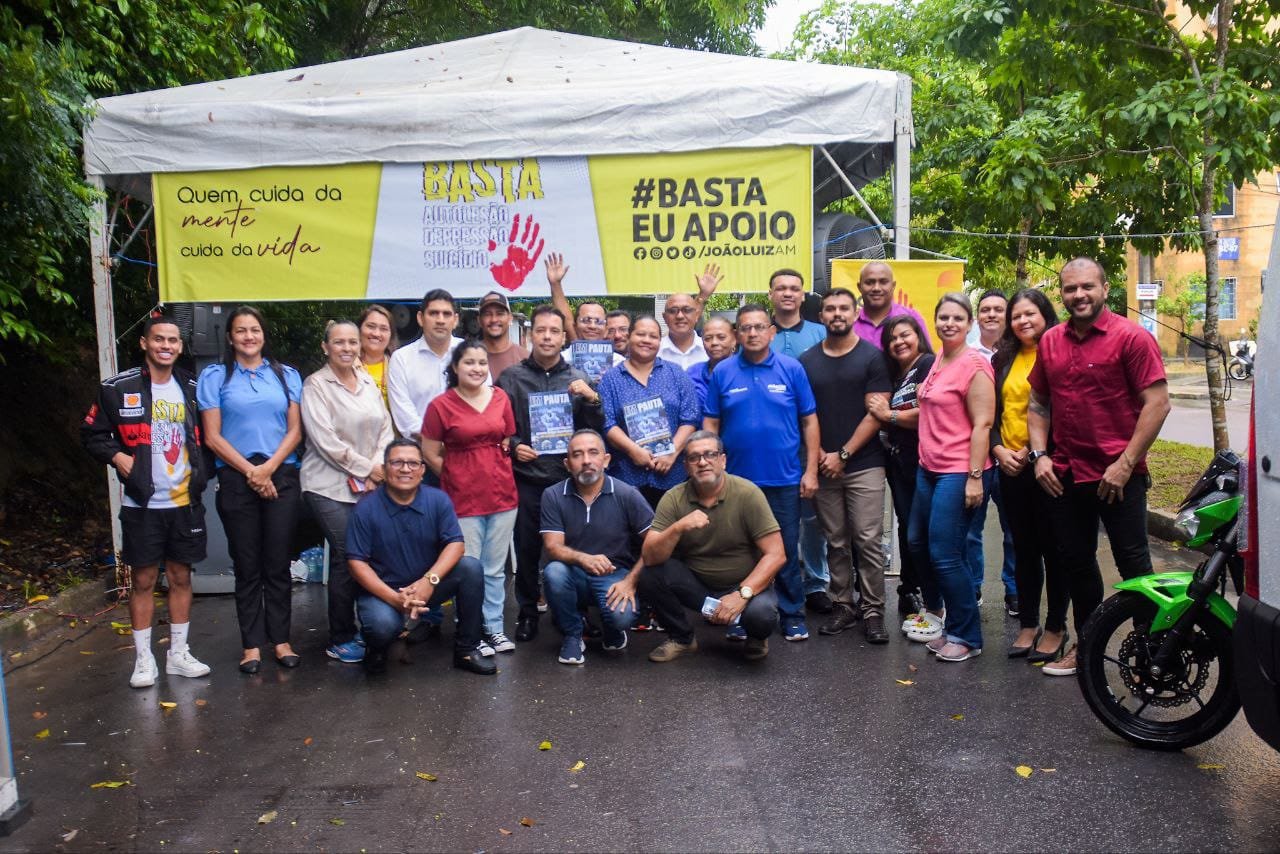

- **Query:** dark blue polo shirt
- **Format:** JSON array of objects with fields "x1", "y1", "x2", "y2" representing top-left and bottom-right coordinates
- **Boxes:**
[
  {"x1": 346, "y1": 485, "x2": 464, "y2": 589},
  {"x1": 539, "y1": 476, "x2": 654, "y2": 570},
  {"x1": 704, "y1": 349, "x2": 817, "y2": 487}
]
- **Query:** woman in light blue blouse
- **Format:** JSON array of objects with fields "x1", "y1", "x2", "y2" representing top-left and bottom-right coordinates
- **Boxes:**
[
  {"x1": 599, "y1": 315, "x2": 701, "y2": 508},
  {"x1": 197, "y1": 307, "x2": 303, "y2": 674}
]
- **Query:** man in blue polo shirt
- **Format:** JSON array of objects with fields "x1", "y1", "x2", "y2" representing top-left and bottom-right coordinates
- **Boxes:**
[
  {"x1": 703, "y1": 303, "x2": 820, "y2": 641},
  {"x1": 541, "y1": 430, "x2": 654, "y2": 665},
  {"x1": 345, "y1": 438, "x2": 495, "y2": 676}
]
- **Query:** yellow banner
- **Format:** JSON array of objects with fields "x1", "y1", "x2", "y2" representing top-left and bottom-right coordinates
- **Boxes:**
[
  {"x1": 831, "y1": 259, "x2": 965, "y2": 350},
  {"x1": 155, "y1": 165, "x2": 382, "y2": 302},
  {"x1": 588, "y1": 146, "x2": 812, "y2": 294}
]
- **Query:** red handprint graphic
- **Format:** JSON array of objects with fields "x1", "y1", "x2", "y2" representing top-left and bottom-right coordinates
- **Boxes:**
[{"x1": 488, "y1": 213, "x2": 545, "y2": 291}]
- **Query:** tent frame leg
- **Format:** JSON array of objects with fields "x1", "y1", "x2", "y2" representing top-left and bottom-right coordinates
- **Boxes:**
[
  {"x1": 88, "y1": 177, "x2": 123, "y2": 566},
  {"x1": 893, "y1": 75, "x2": 913, "y2": 261}
]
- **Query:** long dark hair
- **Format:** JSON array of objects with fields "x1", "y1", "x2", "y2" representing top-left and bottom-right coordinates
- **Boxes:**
[
  {"x1": 445, "y1": 338, "x2": 488, "y2": 388},
  {"x1": 221, "y1": 305, "x2": 286, "y2": 389},
  {"x1": 880, "y1": 314, "x2": 934, "y2": 380},
  {"x1": 992, "y1": 288, "x2": 1059, "y2": 371}
]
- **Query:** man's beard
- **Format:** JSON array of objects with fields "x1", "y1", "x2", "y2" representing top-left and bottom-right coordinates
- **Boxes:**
[{"x1": 575, "y1": 470, "x2": 602, "y2": 486}]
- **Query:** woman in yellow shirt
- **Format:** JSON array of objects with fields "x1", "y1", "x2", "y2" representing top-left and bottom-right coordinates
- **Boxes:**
[
  {"x1": 990, "y1": 289, "x2": 1070, "y2": 662},
  {"x1": 357, "y1": 304, "x2": 398, "y2": 407}
]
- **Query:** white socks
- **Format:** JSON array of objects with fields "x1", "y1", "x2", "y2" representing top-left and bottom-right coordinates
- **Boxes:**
[
  {"x1": 169, "y1": 622, "x2": 189, "y2": 654},
  {"x1": 133, "y1": 626, "x2": 153, "y2": 659}
]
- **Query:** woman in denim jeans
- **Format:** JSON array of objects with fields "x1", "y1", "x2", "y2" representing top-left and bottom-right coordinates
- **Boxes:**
[{"x1": 903, "y1": 294, "x2": 996, "y2": 662}]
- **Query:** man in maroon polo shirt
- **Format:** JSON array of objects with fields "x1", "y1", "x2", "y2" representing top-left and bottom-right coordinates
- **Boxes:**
[{"x1": 1026, "y1": 257, "x2": 1171, "y2": 677}]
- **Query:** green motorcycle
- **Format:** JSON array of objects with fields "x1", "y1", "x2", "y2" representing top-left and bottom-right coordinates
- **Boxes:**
[{"x1": 1077, "y1": 449, "x2": 1245, "y2": 750}]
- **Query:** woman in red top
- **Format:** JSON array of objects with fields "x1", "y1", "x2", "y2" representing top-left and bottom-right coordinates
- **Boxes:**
[
  {"x1": 422, "y1": 339, "x2": 519, "y2": 656},
  {"x1": 903, "y1": 294, "x2": 995, "y2": 662}
]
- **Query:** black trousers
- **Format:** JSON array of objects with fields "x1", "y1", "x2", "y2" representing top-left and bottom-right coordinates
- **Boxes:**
[
  {"x1": 637, "y1": 558, "x2": 779, "y2": 644},
  {"x1": 1045, "y1": 470, "x2": 1153, "y2": 635},
  {"x1": 513, "y1": 476, "x2": 553, "y2": 620},
  {"x1": 216, "y1": 464, "x2": 300, "y2": 649},
  {"x1": 303, "y1": 491, "x2": 358, "y2": 647},
  {"x1": 1000, "y1": 467, "x2": 1070, "y2": 632},
  {"x1": 886, "y1": 450, "x2": 924, "y2": 598}
]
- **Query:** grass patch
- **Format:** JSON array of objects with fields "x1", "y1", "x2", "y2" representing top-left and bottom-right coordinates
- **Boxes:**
[{"x1": 1147, "y1": 439, "x2": 1215, "y2": 511}]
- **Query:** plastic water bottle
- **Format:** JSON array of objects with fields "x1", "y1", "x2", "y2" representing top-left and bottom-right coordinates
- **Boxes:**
[{"x1": 301, "y1": 547, "x2": 325, "y2": 583}]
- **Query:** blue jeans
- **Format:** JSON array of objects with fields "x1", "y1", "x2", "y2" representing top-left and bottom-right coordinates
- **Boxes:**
[
  {"x1": 543, "y1": 561, "x2": 637, "y2": 638},
  {"x1": 907, "y1": 468, "x2": 992, "y2": 649},
  {"x1": 761, "y1": 485, "x2": 803, "y2": 622},
  {"x1": 799, "y1": 498, "x2": 830, "y2": 595},
  {"x1": 965, "y1": 474, "x2": 1016, "y2": 596},
  {"x1": 355, "y1": 556, "x2": 484, "y2": 654},
  {"x1": 458, "y1": 509, "x2": 517, "y2": 635}
]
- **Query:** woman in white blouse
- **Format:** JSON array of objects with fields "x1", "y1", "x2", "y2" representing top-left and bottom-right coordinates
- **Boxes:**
[{"x1": 301, "y1": 321, "x2": 395, "y2": 666}]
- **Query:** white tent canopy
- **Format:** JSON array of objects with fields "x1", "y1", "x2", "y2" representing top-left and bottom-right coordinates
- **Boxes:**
[{"x1": 85, "y1": 26, "x2": 910, "y2": 182}]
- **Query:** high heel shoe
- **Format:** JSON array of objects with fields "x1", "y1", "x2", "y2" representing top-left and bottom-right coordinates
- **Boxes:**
[
  {"x1": 239, "y1": 657, "x2": 261, "y2": 674},
  {"x1": 1008, "y1": 628, "x2": 1042, "y2": 658},
  {"x1": 1028, "y1": 630, "x2": 1069, "y2": 664}
]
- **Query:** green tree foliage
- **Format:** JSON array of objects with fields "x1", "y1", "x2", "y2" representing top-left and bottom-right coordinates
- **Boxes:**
[{"x1": 1156, "y1": 272, "x2": 1208, "y2": 360}]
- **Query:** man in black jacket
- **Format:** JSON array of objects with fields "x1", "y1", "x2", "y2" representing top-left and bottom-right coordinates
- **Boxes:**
[
  {"x1": 81, "y1": 314, "x2": 211, "y2": 688},
  {"x1": 496, "y1": 304, "x2": 603, "y2": 642}
]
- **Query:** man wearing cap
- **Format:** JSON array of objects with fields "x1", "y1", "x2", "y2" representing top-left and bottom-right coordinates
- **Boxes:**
[{"x1": 477, "y1": 290, "x2": 528, "y2": 380}]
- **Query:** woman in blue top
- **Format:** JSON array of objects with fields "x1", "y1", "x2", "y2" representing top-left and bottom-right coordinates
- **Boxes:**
[
  {"x1": 599, "y1": 315, "x2": 701, "y2": 508},
  {"x1": 198, "y1": 306, "x2": 304, "y2": 674}
]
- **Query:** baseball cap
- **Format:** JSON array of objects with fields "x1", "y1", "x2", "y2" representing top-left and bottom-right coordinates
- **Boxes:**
[{"x1": 478, "y1": 291, "x2": 510, "y2": 311}]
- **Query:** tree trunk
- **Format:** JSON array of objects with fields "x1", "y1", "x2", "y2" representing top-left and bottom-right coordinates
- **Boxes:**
[
  {"x1": 1198, "y1": 169, "x2": 1231, "y2": 451},
  {"x1": 1014, "y1": 217, "x2": 1031, "y2": 288}
]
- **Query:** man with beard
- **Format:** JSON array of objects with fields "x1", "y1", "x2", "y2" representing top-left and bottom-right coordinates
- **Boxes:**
[
  {"x1": 541, "y1": 430, "x2": 654, "y2": 665},
  {"x1": 799, "y1": 288, "x2": 893, "y2": 642},
  {"x1": 477, "y1": 290, "x2": 527, "y2": 380},
  {"x1": 605, "y1": 311, "x2": 632, "y2": 357},
  {"x1": 1028, "y1": 257, "x2": 1170, "y2": 677}
]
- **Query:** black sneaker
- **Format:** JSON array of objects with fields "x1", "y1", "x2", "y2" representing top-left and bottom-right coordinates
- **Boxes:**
[
  {"x1": 362, "y1": 647, "x2": 388, "y2": 675},
  {"x1": 818, "y1": 605, "x2": 859, "y2": 635},
  {"x1": 1005, "y1": 594, "x2": 1020, "y2": 618},
  {"x1": 805, "y1": 591, "x2": 834, "y2": 614},
  {"x1": 864, "y1": 615, "x2": 889, "y2": 644},
  {"x1": 897, "y1": 589, "x2": 925, "y2": 619},
  {"x1": 453, "y1": 646, "x2": 498, "y2": 675},
  {"x1": 515, "y1": 614, "x2": 539, "y2": 642}
]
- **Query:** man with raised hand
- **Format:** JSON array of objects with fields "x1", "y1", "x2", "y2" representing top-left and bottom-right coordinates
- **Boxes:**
[
  {"x1": 541, "y1": 430, "x2": 653, "y2": 666},
  {"x1": 81, "y1": 314, "x2": 212, "y2": 688},
  {"x1": 657, "y1": 265, "x2": 724, "y2": 369}
]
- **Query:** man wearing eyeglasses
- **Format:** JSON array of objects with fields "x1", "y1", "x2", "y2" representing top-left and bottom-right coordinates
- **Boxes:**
[
  {"x1": 345, "y1": 438, "x2": 496, "y2": 676},
  {"x1": 636, "y1": 431, "x2": 784, "y2": 662},
  {"x1": 657, "y1": 265, "x2": 724, "y2": 369},
  {"x1": 703, "y1": 304, "x2": 820, "y2": 643}
]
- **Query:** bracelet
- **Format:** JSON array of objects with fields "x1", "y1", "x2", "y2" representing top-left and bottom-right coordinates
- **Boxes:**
[{"x1": 889, "y1": 411, "x2": 898, "y2": 425}]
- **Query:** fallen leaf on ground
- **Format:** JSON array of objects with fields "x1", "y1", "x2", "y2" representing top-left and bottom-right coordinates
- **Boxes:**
[
  {"x1": 1015, "y1": 765, "x2": 1033, "y2": 778},
  {"x1": 1040, "y1": 768, "x2": 1057, "y2": 773},
  {"x1": 159, "y1": 701, "x2": 177, "y2": 709},
  {"x1": 415, "y1": 772, "x2": 438, "y2": 781},
  {"x1": 949, "y1": 714, "x2": 964, "y2": 721},
  {"x1": 569, "y1": 760, "x2": 585, "y2": 773},
  {"x1": 1030, "y1": 661, "x2": 1045, "y2": 667},
  {"x1": 895, "y1": 679, "x2": 915, "y2": 686},
  {"x1": 538, "y1": 740, "x2": 552, "y2": 751},
  {"x1": 27, "y1": 595, "x2": 49, "y2": 604},
  {"x1": 34, "y1": 729, "x2": 49, "y2": 739},
  {"x1": 110, "y1": 621, "x2": 131, "y2": 629},
  {"x1": 907, "y1": 664, "x2": 918, "y2": 672},
  {"x1": 304, "y1": 737, "x2": 313, "y2": 746},
  {"x1": 328, "y1": 818, "x2": 345, "y2": 826},
  {"x1": 498, "y1": 828, "x2": 513, "y2": 836},
  {"x1": 61, "y1": 829, "x2": 78, "y2": 843},
  {"x1": 90, "y1": 781, "x2": 129, "y2": 789},
  {"x1": 519, "y1": 817, "x2": 536, "y2": 827},
  {"x1": 32, "y1": 711, "x2": 46, "y2": 720},
  {"x1": 79, "y1": 650, "x2": 94, "y2": 656},
  {"x1": 1198, "y1": 763, "x2": 1225, "y2": 770},
  {"x1": 258, "y1": 810, "x2": 278, "y2": 825},
  {"x1": 195, "y1": 699, "x2": 208, "y2": 707}
]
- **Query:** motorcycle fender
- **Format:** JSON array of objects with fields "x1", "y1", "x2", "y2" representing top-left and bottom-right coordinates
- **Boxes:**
[{"x1": 1114, "y1": 572, "x2": 1237, "y2": 633}]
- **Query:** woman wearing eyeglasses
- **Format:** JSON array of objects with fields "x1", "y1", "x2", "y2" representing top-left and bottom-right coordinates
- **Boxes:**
[{"x1": 301, "y1": 320, "x2": 395, "y2": 667}]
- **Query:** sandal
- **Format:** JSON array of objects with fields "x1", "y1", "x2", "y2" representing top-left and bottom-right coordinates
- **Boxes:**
[{"x1": 905, "y1": 611, "x2": 944, "y2": 643}]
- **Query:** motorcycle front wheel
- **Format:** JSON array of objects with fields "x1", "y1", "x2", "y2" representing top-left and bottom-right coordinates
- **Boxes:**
[
  {"x1": 1077, "y1": 591, "x2": 1240, "y2": 751},
  {"x1": 1228, "y1": 361, "x2": 1250, "y2": 381}
]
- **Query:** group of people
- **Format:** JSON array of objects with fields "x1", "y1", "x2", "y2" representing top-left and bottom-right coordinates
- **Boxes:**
[{"x1": 82, "y1": 255, "x2": 1169, "y2": 686}]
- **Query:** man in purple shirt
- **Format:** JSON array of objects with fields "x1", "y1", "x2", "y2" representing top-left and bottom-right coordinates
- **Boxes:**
[{"x1": 852, "y1": 262, "x2": 931, "y2": 350}]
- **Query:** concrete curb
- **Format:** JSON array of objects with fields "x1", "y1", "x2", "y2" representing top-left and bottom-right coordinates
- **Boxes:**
[
  {"x1": 1148, "y1": 506, "x2": 1183, "y2": 544},
  {"x1": 0, "y1": 576, "x2": 125, "y2": 670}
]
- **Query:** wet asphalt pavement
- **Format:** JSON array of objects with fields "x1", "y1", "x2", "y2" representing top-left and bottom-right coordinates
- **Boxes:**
[{"x1": 4, "y1": 517, "x2": 1280, "y2": 853}]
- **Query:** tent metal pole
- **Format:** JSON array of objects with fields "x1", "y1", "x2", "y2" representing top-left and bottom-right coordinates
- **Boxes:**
[
  {"x1": 817, "y1": 145, "x2": 885, "y2": 232},
  {"x1": 893, "y1": 74, "x2": 913, "y2": 261},
  {"x1": 110, "y1": 205, "x2": 154, "y2": 270},
  {"x1": 88, "y1": 176, "x2": 123, "y2": 567}
]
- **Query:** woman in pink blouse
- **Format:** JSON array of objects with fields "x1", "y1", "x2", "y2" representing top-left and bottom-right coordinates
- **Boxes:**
[
  {"x1": 902, "y1": 294, "x2": 996, "y2": 662},
  {"x1": 422, "y1": 340, "x2": 519, "y2": 657}
]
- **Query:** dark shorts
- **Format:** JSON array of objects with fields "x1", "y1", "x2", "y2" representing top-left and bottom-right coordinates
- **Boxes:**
[{"x1": 119, "y1": 504, "x2": 207, "y2": 568}]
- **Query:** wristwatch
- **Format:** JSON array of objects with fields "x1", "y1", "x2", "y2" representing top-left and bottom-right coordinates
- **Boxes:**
[
  {"x1": 968, "y1": 468, "x2": 983, "y2": 480},
  {"x1": 1028, "y1": 450, "x2": 1049, "y2": 463},
  {"x1": 837, "y1": 448, "x2": 851, "y2": 462},
  {"x1": 426, "y1": 573, "x2": 441, "y2": 586},
  {"x1": 738, "y1": 585, "x2": 754, "y2": 600}
]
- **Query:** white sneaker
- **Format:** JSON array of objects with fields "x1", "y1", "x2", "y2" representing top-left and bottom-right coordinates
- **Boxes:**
[
  {"x1": 486, "y1": 632, "x2": 516, "y2": 654},
  {"x1": 165, "y1": 648, "x2": 211, "y2": 678},
  {"x1": 477, "y1": 639, "x2": 496, "y2": 658},
  {"x1": 130, "y1": 654, "x2": 158, "y2": 688}
]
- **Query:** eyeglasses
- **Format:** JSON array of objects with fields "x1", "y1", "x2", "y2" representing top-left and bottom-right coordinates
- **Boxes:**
[
  {"x1": 578, "y1": 317, "x2": 606, "y2": 327},
  {"x1": 388, "y1": 459, "x2": 426, "y2": 470},
  {"x1": 685, "y1": 451, "x2": 723, "y2": 464},
  {"x1": 737, "y1": 323, "x2": 771, "y2": 334},
  {"x1": 665, "y1": 306, "x2": 696, "y2": 316}
]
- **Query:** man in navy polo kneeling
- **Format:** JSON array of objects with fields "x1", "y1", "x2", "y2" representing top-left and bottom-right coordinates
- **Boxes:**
[{"x1": 345, "y1": 438, "x2": 496, "y2": 676}]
